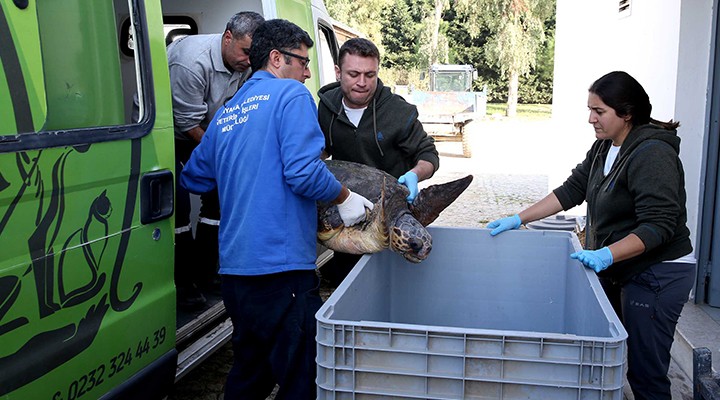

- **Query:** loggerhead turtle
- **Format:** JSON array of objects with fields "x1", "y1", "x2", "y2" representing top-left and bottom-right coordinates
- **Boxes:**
[{"x1": 317, "y1": 160, "x2": 473, "y2": 263}]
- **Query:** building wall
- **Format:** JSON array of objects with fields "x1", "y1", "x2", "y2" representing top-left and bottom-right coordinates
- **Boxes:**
[
  {"x1": 675, "y1": 0, "x2": 714, "y2": 249},
  {"x1": 552, "y1": 0, "x2": 714, "y2": 252}
]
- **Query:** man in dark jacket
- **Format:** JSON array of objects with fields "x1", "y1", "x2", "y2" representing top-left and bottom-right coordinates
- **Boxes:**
[{"x1": 317, "y1": 38, "x2": 439, "y2": 286}]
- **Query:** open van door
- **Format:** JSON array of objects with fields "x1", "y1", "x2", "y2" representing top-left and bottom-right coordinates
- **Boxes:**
[
  {"x1": 0, "y1": 0, "x2": 344, "y2": 398},
  {"x1": 1, "y1": 0, "x2": 177, "y2": 398}
]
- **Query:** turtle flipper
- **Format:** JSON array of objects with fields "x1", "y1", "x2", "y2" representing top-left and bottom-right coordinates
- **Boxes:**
[{"x1": 410, "y1": 175, "x2": 473, "y2": 226}]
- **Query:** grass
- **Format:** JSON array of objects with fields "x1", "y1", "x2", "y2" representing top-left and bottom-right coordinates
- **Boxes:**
[{"x1": 486, "y1": 103, "x2": 552, "y2": 120}]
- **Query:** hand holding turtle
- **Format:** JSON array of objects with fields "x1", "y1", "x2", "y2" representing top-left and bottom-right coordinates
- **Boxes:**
[
  {"x1": 337, "y1": 190, "x2": 374, "y2": 227},
  {"x1": 487, "y1": 214, "x2": 522, "y2": 236},
  {"x1": 570, "y1": 247, "x2": 613, "y2": 273},
  {"x1": 398, "y1": 171, "x2": 419, "y2": 204}
]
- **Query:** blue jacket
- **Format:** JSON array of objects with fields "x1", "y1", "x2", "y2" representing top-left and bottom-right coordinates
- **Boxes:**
[{"x1": 181, "y1": 71, "x2": 342, "y2": 275}]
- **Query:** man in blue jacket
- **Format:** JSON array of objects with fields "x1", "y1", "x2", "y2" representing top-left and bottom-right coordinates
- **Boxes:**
[{"x1": 181, "y1": 19, "x2": 372, "y2": 399}]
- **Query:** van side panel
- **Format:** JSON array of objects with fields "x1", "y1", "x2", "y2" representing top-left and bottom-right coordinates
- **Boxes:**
[
  {"x1": 0, "y1": 0, "x2": 47, "y2": 134},
  {"x1": 0, "y1": 0, "x2": 177, "y2": 398}
]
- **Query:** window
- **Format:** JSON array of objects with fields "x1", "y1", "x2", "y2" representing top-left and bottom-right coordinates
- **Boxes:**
[
  {"x1": 120, "y1": 16, "x2": 198, "y2": 56},
  {"x1": 0, "y1": 0, "x2": 158, "y2": 151},
  {"x1": 316, "y1": 23, "x2": 339, "y2": 87}
]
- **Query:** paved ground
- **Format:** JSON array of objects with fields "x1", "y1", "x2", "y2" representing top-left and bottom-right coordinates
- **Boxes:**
[{"x1": 167, "y1": 119, "x2": 694, "y2": 399}]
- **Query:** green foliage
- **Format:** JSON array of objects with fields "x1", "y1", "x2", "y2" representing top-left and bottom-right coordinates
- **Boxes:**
[
  {"x1": 325, "y1": 0, "x2": 390, "y2": 50},
  {"x1": 486, "y1": 102, "x2": 551, "y2": 120},
  {"x1": 325, "y1": 0, "x2": 556, "y2": 105},
  {"x1": 380, "y1": 66, "x2": 428, "y2": 90},
  {"x1": 515, "y1": 19, "x2": 554, "y2": 103},
  {"x1": 381, "y1": 0, "x2": 420, "y2": 69}
]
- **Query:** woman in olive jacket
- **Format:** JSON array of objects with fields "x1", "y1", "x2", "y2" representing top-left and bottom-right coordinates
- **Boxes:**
[{"x1": 487, "y1": 71, "x2": 693, "y2": 400}]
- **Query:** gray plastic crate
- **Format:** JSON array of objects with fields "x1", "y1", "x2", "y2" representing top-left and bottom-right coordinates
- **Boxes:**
[{"x1": 316, "y1": 227, "x2": 627, "y2": 399}]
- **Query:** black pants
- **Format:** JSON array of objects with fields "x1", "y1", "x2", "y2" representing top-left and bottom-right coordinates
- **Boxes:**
[
  {"x1": 221, "y1": 270, "x2": 323, "y2": 400},
  {"x1": 600, "y1": 261, "x2": 694, "y2": 400},
  {"x1": 174, "y1": 139, "x2": 220, "y2": 289}
]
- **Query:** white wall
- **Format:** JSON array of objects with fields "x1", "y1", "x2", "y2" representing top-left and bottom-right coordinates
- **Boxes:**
[
  {"x1": 674, "y1": 0, "x2": 714, "y2": 249},
  {"x1": 552, "y1": 0, "x2": 713, "y2": 249}
]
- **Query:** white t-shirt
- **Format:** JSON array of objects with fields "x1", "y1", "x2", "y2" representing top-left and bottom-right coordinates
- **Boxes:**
[
  {"x1": 342, "y1": 99, "x2": 366, "y2": 127},
  {"x1": 604, "y1": 145, "x2": 621, "y2": 176}
]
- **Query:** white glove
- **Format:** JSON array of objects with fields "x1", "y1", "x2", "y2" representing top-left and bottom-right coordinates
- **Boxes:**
[{"x1": 336, "y1": 190, "x2": 374, "y2": 227}]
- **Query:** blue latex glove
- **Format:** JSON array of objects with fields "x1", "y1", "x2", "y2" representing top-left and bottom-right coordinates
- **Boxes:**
[
  {"x1": 487, "y1": 214, "x2": 522, "y2": 236},
  {"x1": 570, "y1": 247, "x2": 614, "y2": 273},
  {"x1": 398, "y1": 171, "x2": 419, "y2": 204}
]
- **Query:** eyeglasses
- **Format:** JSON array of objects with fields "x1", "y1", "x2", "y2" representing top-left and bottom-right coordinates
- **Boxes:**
[{"x1": 277, "y1": 49, "x2": 311, "y2": 69}]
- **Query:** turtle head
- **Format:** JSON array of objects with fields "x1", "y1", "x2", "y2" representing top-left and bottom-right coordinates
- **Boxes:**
[{"x1": 390, "y1": 213, "x2": 432, "y2": 263}]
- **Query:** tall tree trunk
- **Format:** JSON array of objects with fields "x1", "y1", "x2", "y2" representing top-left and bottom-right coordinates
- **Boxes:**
[
  {"x1": 430, "y1": 0, "x2": 443, "y2": 65},
  {"x1": 506, "y1": 70, "x2": 519, "y2": 117}
]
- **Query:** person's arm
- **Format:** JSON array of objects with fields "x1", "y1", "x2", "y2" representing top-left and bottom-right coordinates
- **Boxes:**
[
  {"x1": 169, "y1": 63, "x2": 208, "y2": 141},
  {"x1": 518, "y1": 192, "x2": 564, "y2": 225},
  {"x1": 399, "y1": 159, "x2": 436, "y2": 204},
  {"x1": 487, "y1": 192, "x2": 563, "y2": 236},
  {"x1": 184, "y1": 126, "x2": 206, "y2": 143},
  {"x1": 607, "y1": 233, "x2": 645, "y2": 263},
  {"x1": 278, "y1": 89, "x2": 372, "y2": 227},
  {"x1": 331, "y1": 185, "x2": 374, "y2": 226},
  {"x1": 180, "y1": 127, "x2": 217, "y2": 194},
  {"x1": 574, "y1": 141, "x2": 682, "y2": 272},
  {"x1": 396, "y1": 104, "x2": 440, "y2": 177},
  {"x1": 332, "y1": 186, "x2": 350, "y2": 204},
  {"x1": 409, "y1": 159, "x2": 435, "y2": 181},
  {"x1": 571, "y1": 233, "x2": 646, "y2": 273}
]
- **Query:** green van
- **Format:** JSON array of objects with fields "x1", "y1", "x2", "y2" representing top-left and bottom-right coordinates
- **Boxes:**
[{"x1": 0, "y1": 0, "x2": 341, "y2": 398}]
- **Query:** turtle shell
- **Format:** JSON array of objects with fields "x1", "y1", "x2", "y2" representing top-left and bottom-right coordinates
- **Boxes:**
[{"x1": 317, "y1": 160, "x2": 473, "y2": 263}]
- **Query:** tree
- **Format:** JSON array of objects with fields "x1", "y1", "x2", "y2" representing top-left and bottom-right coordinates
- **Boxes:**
[
  {"x1": 455, "y1": 0, "x2": 555, "y2": 116},
  {"x1": 381, "y1": 0, "x2": 420, "y2": 69},
  {"x1": 428, "y1": 0, "x2": 449, "y2": 65},
  {"x1": 325, "y1": 0, "x2": 391, "y2": 50}
]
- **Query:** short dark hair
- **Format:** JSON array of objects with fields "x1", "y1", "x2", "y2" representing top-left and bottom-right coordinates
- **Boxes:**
[
  {"x1": 250, "y1": 19, "x2": 314, "y2": 71},
  {"x1": 338, "y1": 38, "x2": 380, "y2": 69},
  {"x1": 226, "y1": 11, "x2": 264, "y2": 39}
]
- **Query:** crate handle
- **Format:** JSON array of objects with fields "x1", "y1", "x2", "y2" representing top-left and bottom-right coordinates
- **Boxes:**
[{"x1": 321, "y1": 305, "x2": 335, "y2": 318}]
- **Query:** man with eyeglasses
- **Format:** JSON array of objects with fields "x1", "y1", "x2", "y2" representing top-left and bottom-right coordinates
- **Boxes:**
[
  {"x1": 317, "y1": 37, "x2": 439, "y2": 287},
  {"x1": 180, "y1": 19, "x2": 373, "y2": 399},
  {"x1": 167, "y1": 11, "x2": 265, "y2": 309}
]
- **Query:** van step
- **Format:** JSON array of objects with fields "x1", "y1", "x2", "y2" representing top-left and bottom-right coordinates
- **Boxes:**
[{"x1": 175, "y1": 317, "x2": 233, "y2": 381}]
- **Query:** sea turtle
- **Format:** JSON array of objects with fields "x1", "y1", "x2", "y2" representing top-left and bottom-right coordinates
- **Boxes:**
[{"x1": 317, "y1": 160, "x2": 473, "y2": 263}]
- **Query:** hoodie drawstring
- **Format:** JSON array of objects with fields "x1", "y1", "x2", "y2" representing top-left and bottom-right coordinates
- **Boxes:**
[
  {"x1": 372, "y1": 97, "x2": 384, "y2": 157},
  {"x1": 328, "y1": 114, "x2": 335, "y2": 148}
]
